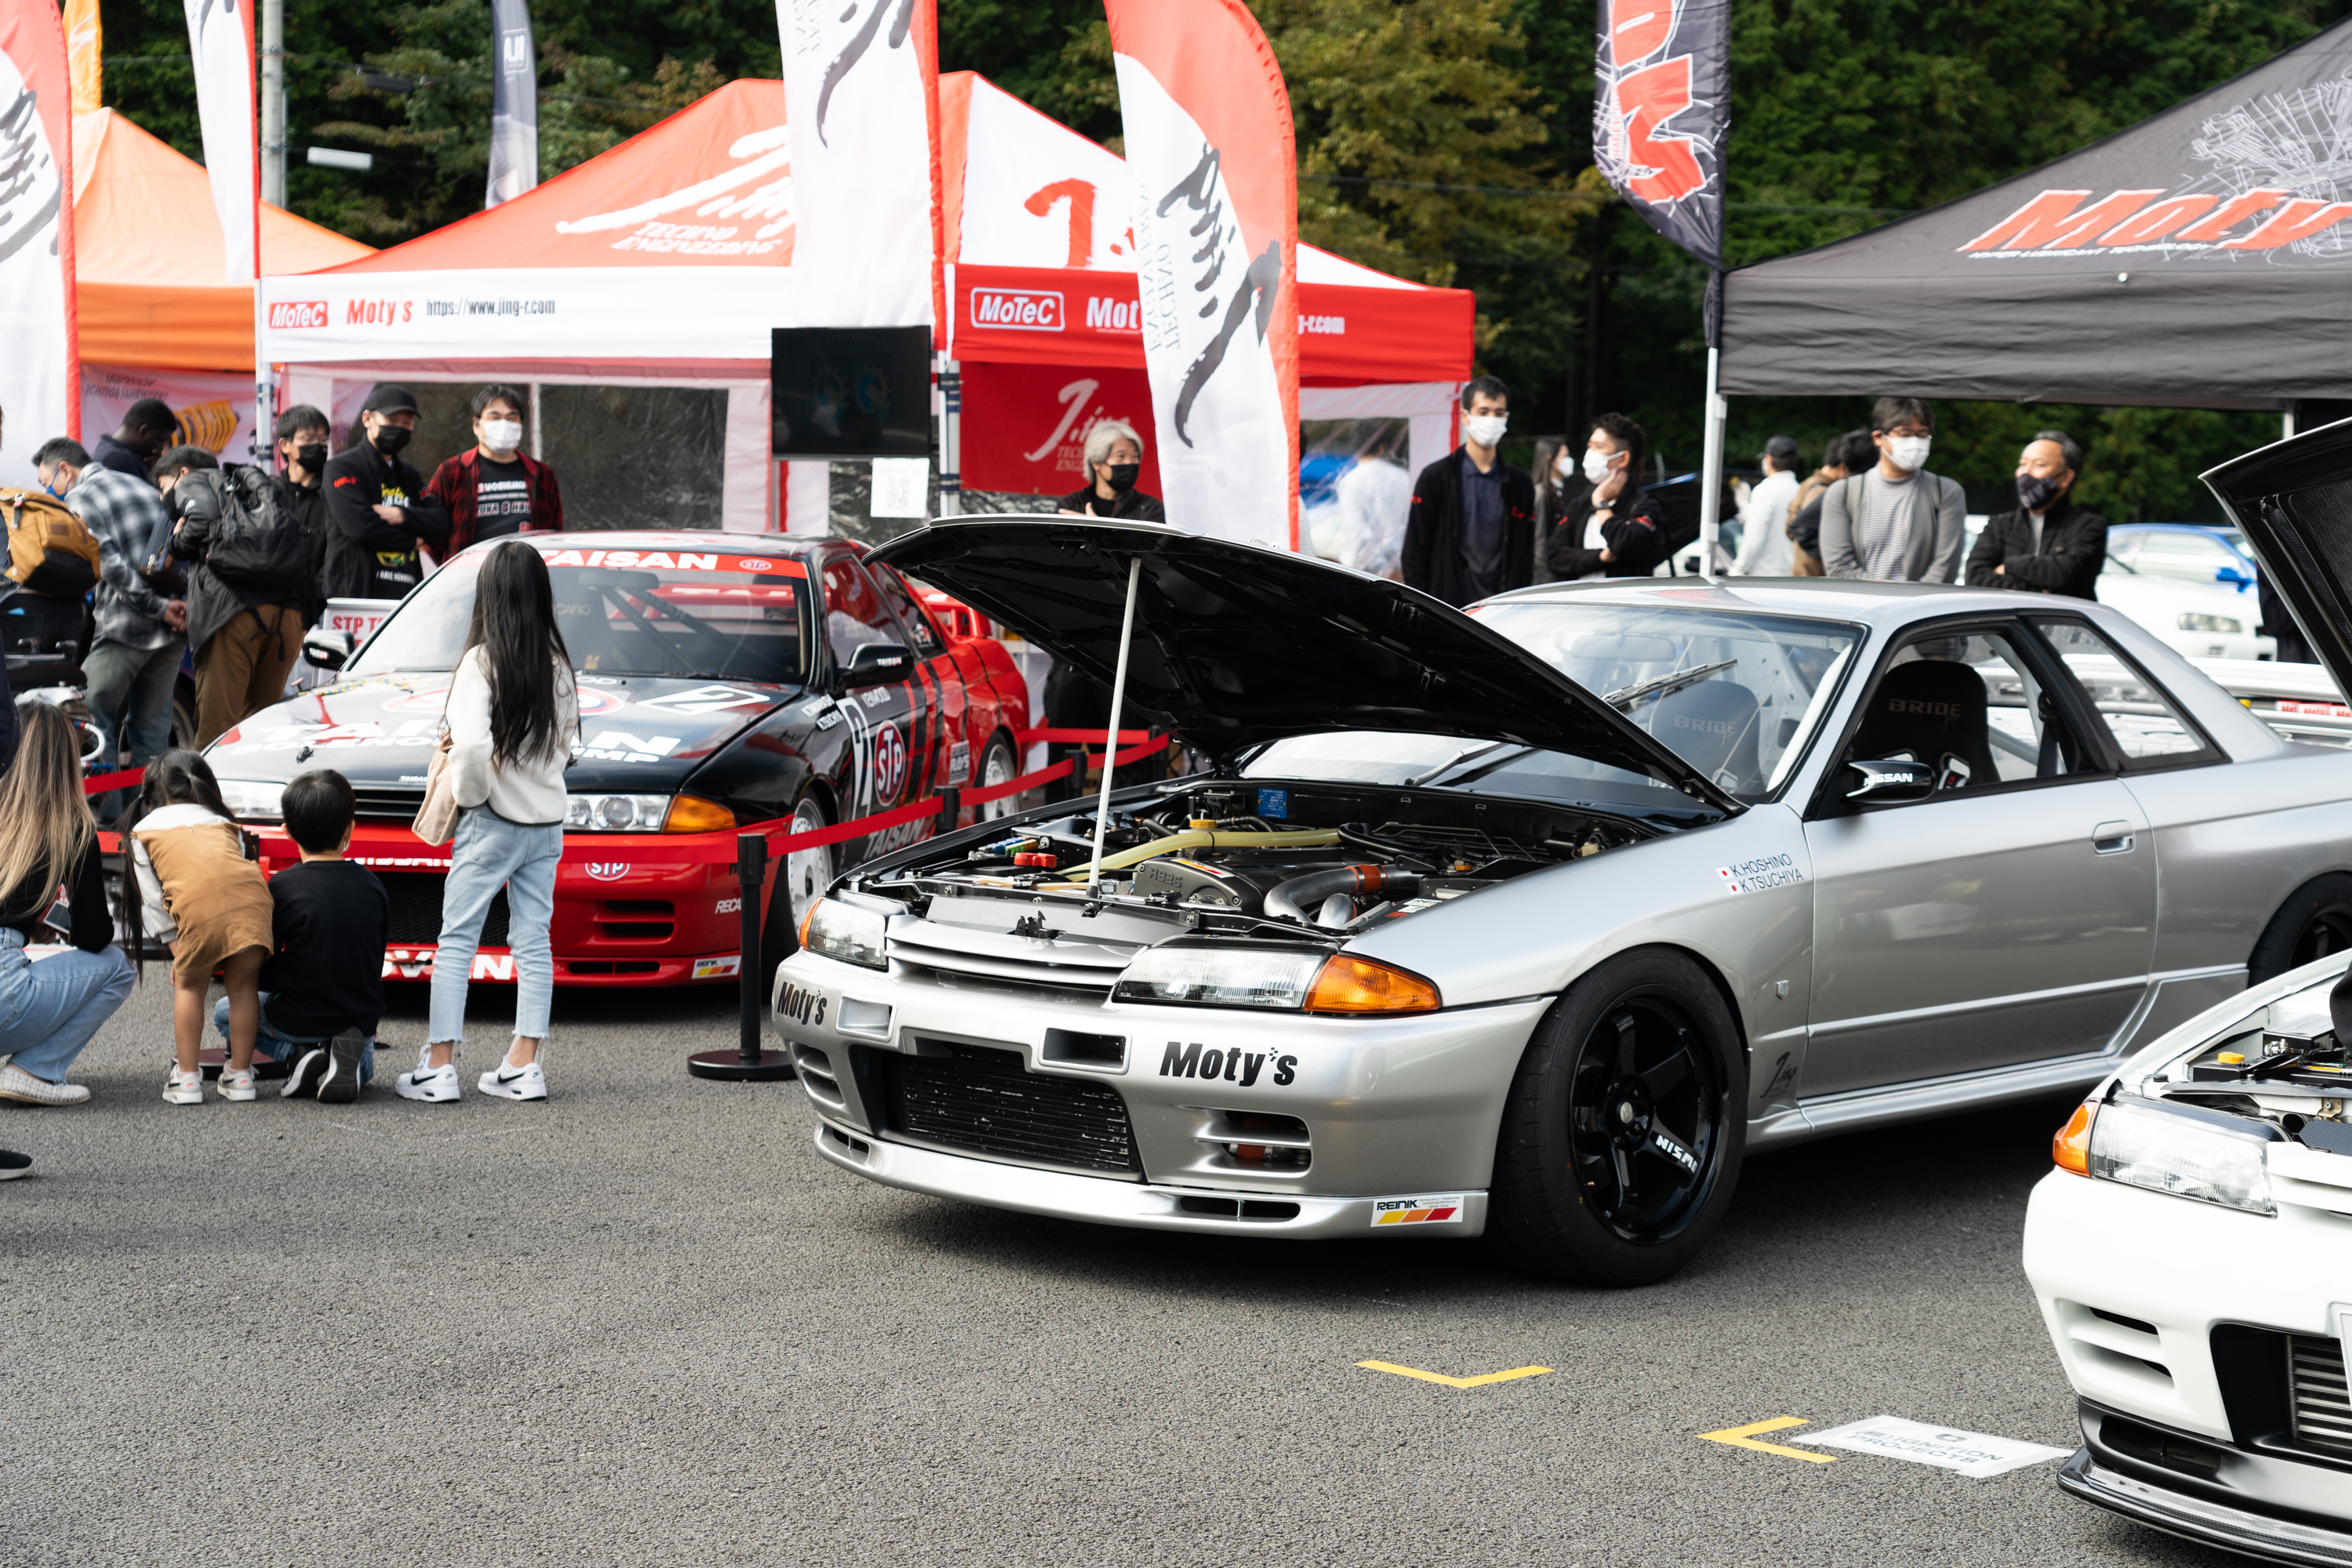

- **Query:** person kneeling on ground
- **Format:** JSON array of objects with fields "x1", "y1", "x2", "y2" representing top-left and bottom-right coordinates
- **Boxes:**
[
  {"x1": 212, "y1": 769, "x2": 387, "y2": 1103},
  {"x1": 0, "y1": 703, "x2": 136, "y2": 1122}
]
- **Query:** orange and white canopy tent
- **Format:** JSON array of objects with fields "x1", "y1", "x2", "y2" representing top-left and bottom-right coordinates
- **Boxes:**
[{"x1": 74, "y1": 108, "x2": 372, "y2": 459}]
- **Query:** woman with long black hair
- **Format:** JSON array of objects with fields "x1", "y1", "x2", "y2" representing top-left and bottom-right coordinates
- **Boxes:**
[{"x1": 398, "y1": 542, "x2": 579, "y2": 1105}]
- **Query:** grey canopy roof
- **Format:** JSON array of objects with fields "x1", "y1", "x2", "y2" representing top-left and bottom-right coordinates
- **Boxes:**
[{"x1": 1721, "y1": 20, "x2": 2352, "y2": 409}]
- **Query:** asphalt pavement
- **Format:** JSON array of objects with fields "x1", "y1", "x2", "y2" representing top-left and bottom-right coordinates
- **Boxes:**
[{"x1": 0, "y1": 975, "x2": 2248, "y2": 1567}]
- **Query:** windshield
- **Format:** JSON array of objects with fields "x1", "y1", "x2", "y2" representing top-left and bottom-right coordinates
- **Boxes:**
[
  {"x1": 1243, "y1": 602, "x2": 1862, "y2": 811},
  {"x1": 349, "y1": 544, "x2": 811, "y2": 684}
]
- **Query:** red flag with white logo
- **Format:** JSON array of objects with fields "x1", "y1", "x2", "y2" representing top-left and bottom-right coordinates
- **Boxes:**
[
  {"x1": 1595, "y1": 0, "x2": 1728, "y2": 271},
  {"x1": 0, "y1": 0, "x2": 77, "y2": 474},
  {"x1": 1105, "y1": 0, "x2": 1298, "y2": 550}
]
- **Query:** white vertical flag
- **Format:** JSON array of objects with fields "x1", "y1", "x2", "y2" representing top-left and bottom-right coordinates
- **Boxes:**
[
  {"x1": 775, "y1": 0, "x2": 941, "y2": 326},
  {"x1": 183, "y1": 0, "x2": 256, "y2": 283},
  {"x1": 1105, "y1": 0, "x2": 1298, "y2": 550},
  {"x1": 0, "y1": 0, "x2": 78, "y2": 477},
  {"x1": 485, "y1": 0, "x2": 537, "y2": 209}
]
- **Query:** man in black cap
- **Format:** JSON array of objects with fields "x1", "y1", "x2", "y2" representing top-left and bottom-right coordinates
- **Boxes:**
[
  {"x1": 321, "y1": 385, "x2": 450, "y2": 601},
  {"x1": 91, "y1": 397, "x2": 180, "y2": 485}
]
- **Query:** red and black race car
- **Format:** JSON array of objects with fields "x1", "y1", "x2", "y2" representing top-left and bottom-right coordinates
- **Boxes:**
[{"x1": 201, "y1": 531, "x2": 1030, "y2": 989}]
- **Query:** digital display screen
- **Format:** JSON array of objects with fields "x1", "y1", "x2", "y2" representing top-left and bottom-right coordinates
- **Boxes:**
[{"x1": 771, "y1": 326, "x2": 932, "y2": 459}]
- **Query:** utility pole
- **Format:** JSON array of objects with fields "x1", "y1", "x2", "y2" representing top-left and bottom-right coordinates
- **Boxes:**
[{"x1": 260, "y1": 0, "x2": 285, "y2": 206}]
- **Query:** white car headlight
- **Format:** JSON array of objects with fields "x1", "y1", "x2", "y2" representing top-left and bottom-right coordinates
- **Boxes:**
[
  {"x1": 1115, "y1": 946, "x2": 1325, "y2": 1010},
  {"x1": 2090, "y1": 1098, "x2": 2275, "y2": 1216},
  {"x1": 801, "y1": 898, "x2": 887, "y2": 970},
  {"x1": 216, "y1": 779, "x2": 286, "y2": 822},
  {"x1": 564, "y1": 793, "x2": 670, "y2": 832},
  {"x1": 2176, "y1": 612, "x2": 2242, "y2": 634}
]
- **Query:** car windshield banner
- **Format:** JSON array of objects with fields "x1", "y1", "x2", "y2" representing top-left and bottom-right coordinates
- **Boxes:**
[{"x1": 1595, "y1": 0, "x2": 1729, "y2": 272}]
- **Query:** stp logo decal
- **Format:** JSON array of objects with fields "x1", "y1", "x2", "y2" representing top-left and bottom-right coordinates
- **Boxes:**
[
  {"x1": 586, "y1": 862, "x2": 630, "y2": 881},
  {"x1": 268, "y1": 300, "x2": 329, "y2": 328},
  {"x1": 873, "y1": 723, "x2": 908, "y2": 804},
  {"x1": 971, "y1": 287, "x2": 1064, "y2": 330}
]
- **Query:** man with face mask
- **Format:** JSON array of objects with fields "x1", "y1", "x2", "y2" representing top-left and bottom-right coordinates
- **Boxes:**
[
  {"x1": 424, "y1": 385, "x2": 566, "y2": 557},
  {"x1": 321, "y1": 383, "x2": 451, "y2": 601},
  {"x1": 1964, "y1": 429, "x2": 2106, "y2": 601},
  {"x1": 1401, "y1": 376, "x2": 1536, "y2": 607},
  {"x1": 1819, "y1": 397, "x2": 1967, "y2": 583},
  {"x1": 1543, "y1": 412, "x2": 1666, "y2": 581}
]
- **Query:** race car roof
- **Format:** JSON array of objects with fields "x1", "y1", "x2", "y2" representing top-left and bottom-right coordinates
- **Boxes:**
[
  {"x1": 2204, "y1": 419, "x2": 2352, "y2": 699},
  {"x1": 870, "y1": 516, "x2": 1741, "y2": 810}
]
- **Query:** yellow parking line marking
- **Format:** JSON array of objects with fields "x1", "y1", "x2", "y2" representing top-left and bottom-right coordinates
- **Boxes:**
[
  {"x1": 1356, "y1": 1360, "x2": 1552, "y2": 1388},
  {"x1": 1698, "y1": 1417, "x2": 1839, "y2": 1462}
]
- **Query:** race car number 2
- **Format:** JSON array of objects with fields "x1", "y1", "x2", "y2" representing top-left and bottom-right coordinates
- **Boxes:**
[{"x1": 778, "y1": 982, "x2": 828, "y2": 1027}]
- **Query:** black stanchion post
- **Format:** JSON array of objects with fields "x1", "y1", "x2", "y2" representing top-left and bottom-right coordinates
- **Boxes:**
[{"x1": 688, "y1": 830, "x2": 795, "y2": 1082}]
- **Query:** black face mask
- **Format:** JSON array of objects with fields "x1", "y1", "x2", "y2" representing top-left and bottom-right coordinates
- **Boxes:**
[
  {"x1": 1105, "y1": 463, "x2": 1141, "y2": 493},
  {"x1": 2016, "y1": 471, "x2": 2066, "y2": 512},
  {"x1": 370, "y1": 423, "x2": 412, "y2": 457},
  {"x1": 294, "y1": 442, "x2": 328, "y2": 474}
]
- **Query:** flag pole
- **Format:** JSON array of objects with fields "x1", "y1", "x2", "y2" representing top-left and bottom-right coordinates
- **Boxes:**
[
  {"x1": 1087, "y1": 555, "x2": 1142, "y2": 886},
  {"x1": 1695, "y1": 271, "x2": 1726, "y2": 582}
]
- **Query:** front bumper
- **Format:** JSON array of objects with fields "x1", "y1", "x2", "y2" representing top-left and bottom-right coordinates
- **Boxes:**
[{"x1": 2060, "y1": 1423, "x2": 2352, "y2": 1566}]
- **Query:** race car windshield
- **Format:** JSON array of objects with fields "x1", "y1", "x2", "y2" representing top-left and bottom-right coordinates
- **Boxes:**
[
  {"x1": 348, "y1": 549, "x2": 811, "y2": 685},
  {"x1": 1243, "y1": 604, "x2": 1862, "y2": 810}
]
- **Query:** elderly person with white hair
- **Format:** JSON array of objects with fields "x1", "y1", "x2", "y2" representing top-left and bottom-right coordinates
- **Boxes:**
[{"x1": 1057, "y1": 419, "x2": 1165, "y2": 521}]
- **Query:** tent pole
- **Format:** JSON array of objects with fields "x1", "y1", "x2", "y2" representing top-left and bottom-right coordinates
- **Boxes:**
[
  {"x1": 1697, "y1": 345, "x2": 1725, "y2": 582},
  {"x1": 1087, "y1": 556, "x2": 1142, "y2": 887},
  {"x1": 2285, "y1": 408, "x2": 2297, "y2": 441}
]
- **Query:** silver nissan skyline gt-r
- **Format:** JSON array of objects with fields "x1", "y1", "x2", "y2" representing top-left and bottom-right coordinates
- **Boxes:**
[{"x1": 768, "y1": 516, "x2": 2352, "y2": 1284}]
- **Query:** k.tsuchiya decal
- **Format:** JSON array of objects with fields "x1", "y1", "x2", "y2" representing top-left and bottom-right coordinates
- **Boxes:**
[
  {"x1": 1718, "y1": 854, "x2": 1804, "y2": 894},
  {"x1": 1370, "y1": 1196, "x2": 1465, "y2": 1227}
]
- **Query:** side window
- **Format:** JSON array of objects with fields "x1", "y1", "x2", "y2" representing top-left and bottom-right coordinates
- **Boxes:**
[
  {"x1": 1840, "y1": 627, "x2": 2097, "y2": 798},
  {"x1": 2029, "y1": 618, "x2": 2219, "y2": 768},
  {"x1": 868, "y1": 564, "x2": 946, "y2": 656},
  {"x1": 820, "y1": 556, "x2": 905, "y2": 669}
]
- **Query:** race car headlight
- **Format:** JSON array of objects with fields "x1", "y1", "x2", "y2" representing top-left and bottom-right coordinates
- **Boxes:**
[
  {"x1": 215, "y1": 779, "x2": 285, "y2": 822},
  {"x1": 800, "y1": 898, "x2": 887, "y2": 970},
  {"x1": 2089, "y1": 1098, "x2": 2275, "y2": 1217},
  {"x1": 564, "y1": 793, "x2": 670, "y2": 833},
  {"x1": 2176, "y1": 612, "x2": 2242, "y2": 634},
  {"x1": 1114, "y1": 946, "x2": 1440, "y2": 1014}
]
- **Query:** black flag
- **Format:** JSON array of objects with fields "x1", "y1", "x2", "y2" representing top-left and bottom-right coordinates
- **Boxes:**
[
  {"x1": 1595, "y1": 0, "x2": 1730, "y2": 274},
  {"x1": 486, "y1": 0, "x2": 537, "y2": 208}
]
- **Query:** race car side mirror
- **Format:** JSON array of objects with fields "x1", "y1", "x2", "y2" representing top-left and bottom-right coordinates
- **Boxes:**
[
  {"x1": 302, "y1": 629, "x2": 355, "y2": 671},
  {"x1": 837, "y1": 641, "x2": 913, "y2": 692},
  {"x1": 1842, "y1": 759, "x2": 1935, "y2": 803}
]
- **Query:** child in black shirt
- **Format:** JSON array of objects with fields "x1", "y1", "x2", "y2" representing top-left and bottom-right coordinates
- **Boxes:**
[{"x1": 211, "y1": 770, "x2": 390, "y2": 1102}]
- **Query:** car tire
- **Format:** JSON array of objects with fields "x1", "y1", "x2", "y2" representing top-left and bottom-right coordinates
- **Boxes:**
[
  {"x1": 976, "y1": 730, "x2": 1019, "y2": 822},
  {"x1": 2249, "y1": 872, "x2": 2352, "y2": 986},
  {"x1": 1486, "y1": 948, "x2": 1747, "y2": 1287},
  {"x1": 170, "y1": 683, "x2": 198, "y2": 752},
  {"x1": 778, "y1": 792, "x2": 835, "y2": 941}
]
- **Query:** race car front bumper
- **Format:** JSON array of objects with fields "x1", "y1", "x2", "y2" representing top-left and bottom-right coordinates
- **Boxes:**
[{"x1": 2060, "y1": 1420, "x2": 2352, "y2": 1566}]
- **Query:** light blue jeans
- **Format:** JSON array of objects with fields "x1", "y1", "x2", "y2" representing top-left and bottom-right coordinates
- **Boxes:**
[
  {"x1": 212, "y1": 993, "x2": 376, "y2": 1085},
  {"x1": 429, "y1": 806, "x2": 561, "y2": 1047},
  {"x1": 0, "y1": 931, "x2": 135, "y2": 1083}
]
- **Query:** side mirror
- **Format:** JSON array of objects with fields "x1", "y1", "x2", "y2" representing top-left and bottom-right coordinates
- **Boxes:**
[
  {"x1": 1842, "y1": 758, "x2": 1936, "y2": 803},
  {"x1": 2216, "y1": 566, "x2": 2252, "y2": 590},
  {"x1": 836, "y1": 641, "x2": 913, "y2": 692},
  {"x1": 302, "y1": 629, "x2": 355, "y2": 672}
]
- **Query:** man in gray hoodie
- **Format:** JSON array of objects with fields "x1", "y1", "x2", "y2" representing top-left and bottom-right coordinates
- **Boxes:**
[{"x1": 1820, "y1": 397, "x2": 1968, "y2": 583}]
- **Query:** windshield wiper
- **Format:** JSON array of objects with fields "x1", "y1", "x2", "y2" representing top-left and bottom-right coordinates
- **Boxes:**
[
  {"x1": 1603, "y1": 658, "x2": 1738, "y2": 713},
  {"x1": 1403, "y1": 740, "x2": 1511, "y2": 786}
]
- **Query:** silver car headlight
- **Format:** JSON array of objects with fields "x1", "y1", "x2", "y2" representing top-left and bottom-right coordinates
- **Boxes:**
[
  {"x1": 2089, "y1": 1098, "x2": 2275, "y2": 1216},
  {"x1": 1115, "y1": 946, "x2": 1326, "y2": 1010},
  {"x1": 801, "y1": 898, "x2": 887, "y2": 970},
  {"x1": 2176, "y1": 612, "x2": 2242, "y2": 634},
  {"x1": 564, "y1": 793, "x2": 671, "y2": 832},
  {"x1": 216, "y1": 779, "x2": 286, "y2": 822}
]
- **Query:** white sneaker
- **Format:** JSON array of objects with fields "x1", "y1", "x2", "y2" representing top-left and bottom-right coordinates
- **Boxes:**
[
  {"x1": 477, "y1": 1057, "x2": 546, "y2": 1102},
  {"x1": 162, "y1": 1067, "x2": 204, "y2": 1106},
  {"x1": 0, "y1": 1062, "x2": 90, "y2": 1105},
  {"x1": 216, "y1": 1065, "x2": 258, "y2": 1102},
  {"x1": 396, "y1": 1046, "x2": 462, "y2": 1104}
]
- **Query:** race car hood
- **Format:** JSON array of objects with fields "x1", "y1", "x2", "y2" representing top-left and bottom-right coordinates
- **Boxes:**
[
  {"x1": 2205, "y1": 418, "x2": 2352, "y2": 699},
  {"x1": 203, "y1": 671, "x2": 797, "y2": 793},
  {"x1": 872, "y1": 516, "x2": 1740, "y2": 810}
]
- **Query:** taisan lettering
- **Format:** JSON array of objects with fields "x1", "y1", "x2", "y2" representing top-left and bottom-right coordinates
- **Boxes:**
[{"x1": 1160, "y1": 1041, "x2": 1298, "y2": 1087}]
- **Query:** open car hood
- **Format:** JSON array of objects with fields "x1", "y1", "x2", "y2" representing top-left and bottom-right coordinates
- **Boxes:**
[
  {"x1": 2205, "y1": 419, "x2": 2352, "y2": 699},
  {"x1": 871, "y1": 517, "x2": 1740, "y2": 812}
]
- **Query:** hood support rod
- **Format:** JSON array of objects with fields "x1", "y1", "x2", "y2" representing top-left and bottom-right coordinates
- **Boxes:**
[{"x1": 1089, "y1": 555, "x2": 1143, "y2": 887}]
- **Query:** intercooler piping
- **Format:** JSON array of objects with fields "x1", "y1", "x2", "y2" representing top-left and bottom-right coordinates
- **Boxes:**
[
  {"x1": 1078, "y1": 827, "x2": 1341, "y2": 878},
  {"x1": 1264, "y1": 865, "x2": 1425, "y2": 927}
]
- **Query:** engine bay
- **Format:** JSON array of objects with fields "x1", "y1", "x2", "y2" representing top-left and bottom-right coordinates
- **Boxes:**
[
  {"x1": 2150, "y1": 977, "x2": 2350, "y2": 1144},
  {"x1": 851, "y1": 777, "x2": 1647, "y2": 942}
]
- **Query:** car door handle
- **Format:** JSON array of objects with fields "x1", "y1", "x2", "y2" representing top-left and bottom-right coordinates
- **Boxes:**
[{"x1": 2092, "y1": 822, "x2": 2136, "y2": 855}]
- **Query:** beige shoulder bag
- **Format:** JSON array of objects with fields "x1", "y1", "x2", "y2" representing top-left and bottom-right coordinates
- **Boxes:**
[{"x1": 411, "y1": 731, "x2": 459, "y2": 845}]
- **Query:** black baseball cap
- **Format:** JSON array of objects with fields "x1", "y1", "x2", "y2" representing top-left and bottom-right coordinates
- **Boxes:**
[
  {"x1": 361, "y1": 383, "x2": 419, "y2": 416},
  {"x1": 1762, "y1": 434, "x2": 1800, "y2": 466}
]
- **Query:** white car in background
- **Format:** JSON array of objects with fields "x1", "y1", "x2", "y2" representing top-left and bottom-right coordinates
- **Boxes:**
[{"x1": 1958, "y1": 517, "x2": 2277, "y2": 662}]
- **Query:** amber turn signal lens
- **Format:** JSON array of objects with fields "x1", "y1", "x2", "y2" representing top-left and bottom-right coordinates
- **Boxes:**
[
  {"x1": 662, "y1": 794, "x2": 736, "y2": 833},
  {"x1": 1304, "y1": 955, "x2": 1441, "y2": 1014},
  {"x1": 799, "y1": 898, "x2": 820, "y2": 948},
  {"x1": 2053, "y1": 1099, "x2": 2097, "y2": 1176}
]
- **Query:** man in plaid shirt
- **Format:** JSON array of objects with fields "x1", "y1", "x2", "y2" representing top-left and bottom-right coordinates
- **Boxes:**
[{"x1": 32, "y1": 438, "x2": 186, "y2": 805}]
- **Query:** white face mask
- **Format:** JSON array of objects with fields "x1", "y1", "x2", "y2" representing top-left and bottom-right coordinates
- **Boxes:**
[
  {"x1": 1553, "y1": 451, "x2": 1575, "y2": 480},
  {"x1": 1581, "y1": 446, "x2": 1617, "y2": 485},
  {"x1": 480, "y1": 419, "x2": 524, "y2": 454},
  {"x1": 1885, "y1": 434, "x2": 1931, "y2": 472},
  {"x1": 1462, "y1": 412, "x2": 1508, "y2": 448}
]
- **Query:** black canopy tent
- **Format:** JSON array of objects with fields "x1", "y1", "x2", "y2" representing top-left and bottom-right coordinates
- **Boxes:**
[{"x1": 1693, "y1": 20, "x2": 2352, "y2": 557}]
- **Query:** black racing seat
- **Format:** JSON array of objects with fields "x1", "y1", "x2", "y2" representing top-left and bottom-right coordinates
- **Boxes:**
[
  {"x1": 1648, "y1": 678, "x2": 1761, "y2": 791},
  {"x1": 1846, "y1": 658, "x2": 1997, "y2": 789}
]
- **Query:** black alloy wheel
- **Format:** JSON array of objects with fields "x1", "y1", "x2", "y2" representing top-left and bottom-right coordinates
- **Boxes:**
[
  {"x1": 2249, "y1": 873, "x2": 2352, "y2": 986},
  {"x1": 1489, "y1": 947, "x2": 1746, "y2": 1286}
]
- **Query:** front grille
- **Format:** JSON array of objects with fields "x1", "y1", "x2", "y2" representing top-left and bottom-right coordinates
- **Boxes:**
[
  {"x1": 861, "y1": 1042, "x2": 1139, "y2": 1178},
  {"x1": 352, "y1": 784, "x2": 425, "y2": 823},
  {"x1": 887, "y1": 918, "x2": 1134, "y2": 997},
  {"x1": 380, "y1": 873, "x2": 510, "y2": 947},
  {"x1": 2290, "y1": 1334, "x2": 2352, "y2": 1455}
]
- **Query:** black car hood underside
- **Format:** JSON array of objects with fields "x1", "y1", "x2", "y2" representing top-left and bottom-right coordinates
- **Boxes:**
[
  {"x1": 2205, "y1": 419, "x2": 2352, "y2": 702},
  {"x1": 872, "y1": 516, "x2": 1738, "y2": 810}
]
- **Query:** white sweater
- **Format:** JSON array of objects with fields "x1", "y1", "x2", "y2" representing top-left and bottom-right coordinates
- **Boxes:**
[{"x1": 445, "y1": 646, "x2": 580, "y2": 826}]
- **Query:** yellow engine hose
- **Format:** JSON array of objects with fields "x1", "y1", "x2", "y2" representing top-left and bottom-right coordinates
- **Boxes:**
[{"x1": 1081, "y1": 827, "x2": 1341, "y2": 877}]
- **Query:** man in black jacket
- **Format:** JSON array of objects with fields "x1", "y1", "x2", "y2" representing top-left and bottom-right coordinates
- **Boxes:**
[
  {"x1": 1964, "y1": 428, "x2": 2106, "y2": 601},
  {"x1": 1400, "y1": 376, "x2": 1535, "y2": 607},
  {"x1": 1545, "y1": 412, "x2": 1667, "y2": 580},
  {"x1": 90, "y1": 398, "x2": 177, "y2": 485},
  {"x1": 321, "y1": 384, "x2": 450, "y2": 602}
]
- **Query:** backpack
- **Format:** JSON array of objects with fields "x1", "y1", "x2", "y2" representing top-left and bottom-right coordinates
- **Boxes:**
[
  {"x1": 0, "y1": 488, "x2": 101, "y2": 599},
  {"x1": 183, "y1": 466, "x2": 313, "y2": 590}
]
